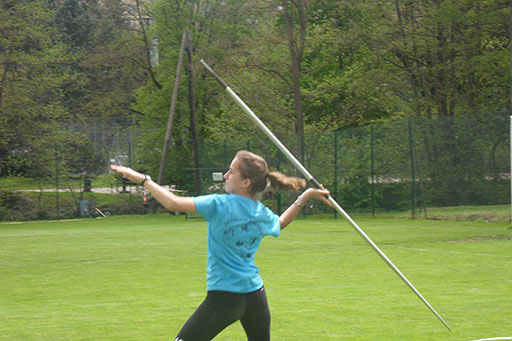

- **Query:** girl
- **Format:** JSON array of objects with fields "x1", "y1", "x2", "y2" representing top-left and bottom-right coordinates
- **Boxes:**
[{"x1": 111, "y1": 150, "x2": 331, "y2": 340}]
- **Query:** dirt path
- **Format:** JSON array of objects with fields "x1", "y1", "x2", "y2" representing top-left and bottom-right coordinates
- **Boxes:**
[{"x1": 18, "y1": 185, "x2": 185, "y2": 195}]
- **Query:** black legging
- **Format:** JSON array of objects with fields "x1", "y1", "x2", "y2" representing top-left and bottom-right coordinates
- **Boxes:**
[{"x1": 174, "y1": 287, "x2": 271, "y2": 341}]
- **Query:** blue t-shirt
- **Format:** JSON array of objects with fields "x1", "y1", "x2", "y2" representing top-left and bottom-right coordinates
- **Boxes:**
[{"x1": 193, "y1": 194, "x2": 281, "y2": 293}]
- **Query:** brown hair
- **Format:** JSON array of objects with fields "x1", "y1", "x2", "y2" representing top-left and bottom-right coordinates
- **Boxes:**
[{"x1": 235, "y1": 150, "x2": 306, "y2": 195}]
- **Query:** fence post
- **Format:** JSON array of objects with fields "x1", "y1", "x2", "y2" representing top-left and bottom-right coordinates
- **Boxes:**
[
  {"x1": 302, "y1": 133, "x2": 306, "y2": 218},
  {"x1": 371, "y1": 125, "x2": 376, "y2": 216},
  {"x1": 334, "y1": 130, "x2": 338, "y2": 219},
  {"x1": 413, "y1": 120, "x2": 428, "y2": 218},
  {"x1": 301, "y1": 134, "x2": 305, "y2": 165},
  {"x1": 408, "y1": 119, "x2": 417, "y2": 218},
  {"x1": 277, "y1": 147, "x2": 282, "y2": 215},
  {"x1": 55, "y1": 147, "x2": 59, "y2": 219},
  {"x1": 224, "y1": 140, "x2": 228, "y2": 168}
]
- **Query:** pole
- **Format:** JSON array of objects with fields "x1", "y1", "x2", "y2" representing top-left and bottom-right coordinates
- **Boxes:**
[
  {"x1": 411, "y1": 119, "x2": 428, "y2": 218},
  {"x1": 200, "y1": 59, "x2": 452, "y2": 331},
  {"x1": 509, "y1": 0, "x2": 512, "y2": 224},
  {"x1": 334, "y1": 130, "x2": 338, "y2": 219},
  {"x1": 185, "y1": 30, "x2": 201, "y2": 195},
  {"x1": 55, "y1": 147, "x2": 59, "y2": 219},
  {"x1": 158, "y1": 31, "x2": 187, "y2": 185},
  {"x1": 370, "y1": 125, "x2": 376, "y2": 216},
  {"x1": 408, "y1": 119, "x2": 417, "y2": 218},
  {"x1": 277, "y1": 147, "x2": 282, "y2": 215},
  {"x1": 510, "y1": 0, "x2": 512, "y2": 115}
]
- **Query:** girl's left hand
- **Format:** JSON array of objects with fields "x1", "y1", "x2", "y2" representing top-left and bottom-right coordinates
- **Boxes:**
[{"x1": 304, "y1": 187, "x2": 332, "y2": 207}]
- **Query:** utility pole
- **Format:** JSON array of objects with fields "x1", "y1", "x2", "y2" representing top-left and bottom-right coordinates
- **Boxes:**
[
  {"x1": 185, "y1": 30, "x2": 201, "y2": 195},
  {"x1": 157, "y1": 31, "x2": 187, "y2": 185}
]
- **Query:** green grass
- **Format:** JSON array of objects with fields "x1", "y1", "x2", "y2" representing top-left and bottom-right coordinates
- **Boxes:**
[
  {"x1": 423, "y1": 205, "x2": 510, "y2": 222},
  {"x1": 0, "y1": 176, "x2": 43, "y2": 190},
  {"x1": 0, "y1": 174, "x2": 118, "y2": 190},
  {"x1": 19, "y1": 191, "x2": 127, "y2": 207},
  {"x1": 383, "y1": 204, "x2": 511, "y2": 223},
  {"x1": 1, "y1": 214, "x2": 511, "y2": 340}
]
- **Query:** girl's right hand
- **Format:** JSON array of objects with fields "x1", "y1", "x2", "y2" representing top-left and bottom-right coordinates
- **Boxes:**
[{"x1": 110, "y1": 165, "x2": 144, "y2": 184}]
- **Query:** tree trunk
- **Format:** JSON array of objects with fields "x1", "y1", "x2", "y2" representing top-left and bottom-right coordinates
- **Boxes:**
[
  {"x1": 185, "y1": 30, "x2": 201, "y2": 196},
  {"x1": 283, "y1": 0, "x2": 307, "y2": 160},
  {"x1": 134, "y1": 0, "x2": 162, "y2": 89},
  {"x1": 0, "y1": 63, "x2": 9, "y2": 112}
]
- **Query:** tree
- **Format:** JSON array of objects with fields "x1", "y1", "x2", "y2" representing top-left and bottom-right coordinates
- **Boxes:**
[
  {"x1": 282, "y1": 0, "x2": 308, "y2": 160},
  {"x1": 0, "y1": 0, "x2": 70, "y2": 175},
  {"x1": 0, "y1": 0, "x2": 147, "y2": 178},
  {"x1": 80, "y1": 0, "x2": 147, "y2": 122},
  {"x1": 131, "y1": 0, "x2": 256, "y2": 185},
  {"x1": 54, "y1": 0, "x2": 95, "y2": 50},
  {"x1": 299, "y1": 0, "x2": 399, "y2": 129},
  {"x1": 351, "y1": 0, "x2": 508, "y2": 117},
  {"x1": 126, "y1": 0, "x2": 162, "y2": 90}
]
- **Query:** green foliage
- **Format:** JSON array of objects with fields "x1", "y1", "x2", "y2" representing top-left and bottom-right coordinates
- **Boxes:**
[
  {"x1": 2, "y1": 0, "x2": 510, "y2": 219},
  {"x1": 130, "y1": 0, "x2": 268, "y2": 181},
  {"x1": 0, "y1": 190, "x2": 31, "y2": 220},
  {"x1": 302, "y1": 1, "x2": 400, "y2": 129},
  {"x1": 54, "y1": 0, "x2": 95, "y2": 50},
  {"x1": 1, "y1": 0, "x2": 146, "y2": 179},
  {"x1": 0, "y1": 189, "x2": 149, "y2": 221},
  {"x1": 0, "y1": 0, "x2": 70, "y2": 175},
  {"x1": 299, "y1": 0, "x2": 510, "y2": 127}
]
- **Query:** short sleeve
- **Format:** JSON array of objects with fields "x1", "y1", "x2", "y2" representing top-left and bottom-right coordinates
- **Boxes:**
[
  {"x1": 263, "y1": 205, "x2": 281, "y2": 238},
  {"x1": 193, "y1": 194, "x2": 221, "y2": 220}
]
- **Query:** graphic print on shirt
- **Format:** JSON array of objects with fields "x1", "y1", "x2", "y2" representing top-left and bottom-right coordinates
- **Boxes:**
[{"x1": 221, "y1": 218, "x2": 264, "y2": 259}]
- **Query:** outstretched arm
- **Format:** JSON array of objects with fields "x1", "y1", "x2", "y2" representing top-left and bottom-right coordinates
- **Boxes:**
[
  {"x1": 110, "y1": 165, "x2": 197, "y2": 213},
  {"x1": 279, "y1": 187, "x2": 331, "y2": 230}
]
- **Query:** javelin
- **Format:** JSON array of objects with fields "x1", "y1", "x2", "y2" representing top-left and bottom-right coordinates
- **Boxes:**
[{"x1": 200, "y1": 59, "x2": 452, "y2": 331}]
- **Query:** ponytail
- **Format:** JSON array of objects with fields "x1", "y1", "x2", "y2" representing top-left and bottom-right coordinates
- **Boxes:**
[
  {"x1": 235, "y1": 150, "x2": 306, "y2": 196},
  {"x1": 267, "y1": 171, "x2": 306, "y2": 192}
]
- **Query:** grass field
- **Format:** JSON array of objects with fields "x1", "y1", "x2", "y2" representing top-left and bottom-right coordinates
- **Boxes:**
[{"x1": 1, "y1": 214, "x2": 511, "y2": 340}]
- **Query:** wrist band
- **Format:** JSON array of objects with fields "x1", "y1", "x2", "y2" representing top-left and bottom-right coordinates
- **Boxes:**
[
  {"x1": 141, "y1": 174, "x2": 151, "y2": 186},
  {"x1": 294, "y1": 195, "x2": 305, "y2": 207},
  {"x1": 142, "y1": 175, "x2": 151, "y2": 204}
]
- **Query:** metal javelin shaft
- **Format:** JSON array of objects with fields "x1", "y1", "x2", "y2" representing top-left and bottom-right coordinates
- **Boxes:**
[{"x1": 200, "y1": 59, "x2": 451, "y2": 331}]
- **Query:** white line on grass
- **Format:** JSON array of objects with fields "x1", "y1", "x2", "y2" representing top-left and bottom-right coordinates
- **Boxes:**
[
  {"x1": 389, "y1": 246, "x2": 512, "y2": 259},
  {"x1": 469, "y1": 337, "x2": 512, "y2": 341}
]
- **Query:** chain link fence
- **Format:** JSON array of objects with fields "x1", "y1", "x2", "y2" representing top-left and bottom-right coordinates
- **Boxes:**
[
  {"x1": 183, "y1": 112, "x2": 510, "y2": 217},
  {"x1": 1, "y1": 112, "x2": 509, "y2": 220},
  {"x1": 0, "y1": 118, "x2": 142, "y2": 220}
]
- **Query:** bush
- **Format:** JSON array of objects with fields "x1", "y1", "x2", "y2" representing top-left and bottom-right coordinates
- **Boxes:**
[{"x1": 0, "y1": 190, "x2": 149, "y2": 222}]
